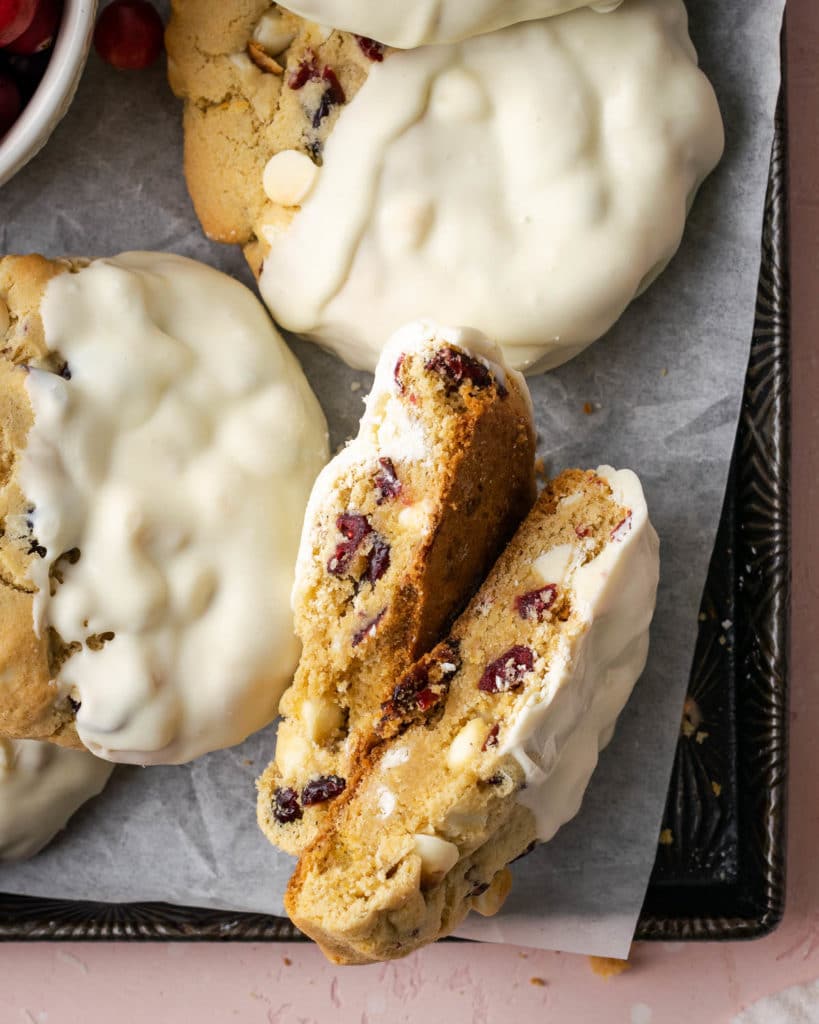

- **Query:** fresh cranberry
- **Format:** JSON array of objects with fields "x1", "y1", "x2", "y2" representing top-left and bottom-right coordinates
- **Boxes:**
[
  {"x1": 0, "y1": 0, "x2": 36, "y2": 47},
  {"x1": 478, "y1": 646, "x2": 535, "y2": 694},
  {"x1": 0, "y1": 72, "x2": 21, "y2": 137},
  {"x1": 311, "y1": 66, "x2": 345, "y2": 128},
  {"x1": 272, "y1": 787, "x2": 302, "y2": 824},
  {"x1": 426, "y1": 347, "x2": 494, "y2": 394},
  {"x1": 365, "y1": 534, "x2": 391, "y2": 585},
  {"x1": 482, "y1": 724, "x2": 500, "y2": 751},
  {"x1": 515, "y1": 585, "x2": 558, "y2": 622},
  {"x1": 374, "y1": 457, "x2": 401, "y2": 502},
  {"x1": 93, "y1": 0, "x2": 164, "y2": 71},
  {"x1": 352, "y1": 608, "x2": 386, "y2": 648},
  {"x1": 327, "y1": 512, "x2": 371, "y2": 576},
  {"x1": 355, "y1": 35, "x2": 384, "y2": 61},
  {"x1": 6, "y1": 0, "x2": 60, "y2": 54},
  {"x1": 301, "y1": 774, "x2": 346, "y2": 806},
  {"x1": 610, "y1": 513, "x2": 633, "y2": 542}
]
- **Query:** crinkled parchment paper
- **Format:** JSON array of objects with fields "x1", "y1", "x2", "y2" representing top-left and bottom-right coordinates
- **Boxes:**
[{"x1": 0, "y1": 0, "x2": 786, "y2": 959}]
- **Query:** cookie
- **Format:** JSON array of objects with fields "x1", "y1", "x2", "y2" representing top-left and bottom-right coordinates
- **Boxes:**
[
  {"x1": 0, "y1": 737, "x2": 112, "y2": 861},
  {"x1": 167, "y1": 0, "x2": 723, "y2": 373},
  {"x1": 274, "y1": 0, "x2": 625, "y2": 48},
  {"x1": 257, "y1": 322, "x2": 536, "y2": 854},
  {"x1": 284, "y1": 467, "x2": 660, "y2": 964},
  {"x1": 0, "y1": 252, "x2": 328, "y2": 764}
]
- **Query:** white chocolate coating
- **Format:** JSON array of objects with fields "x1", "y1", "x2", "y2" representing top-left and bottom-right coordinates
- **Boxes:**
[
  {"x1": 19, "y1": 253, "x2": 329, "y2": 765},
  {"x1": 292, "y1": 320, "x2": 531, "y2": 610},
  {"x1": 277, "y1": 0, "x2": 622, "y2": 47},
  {"x1": 0, "y1": 739, "x2": 112, "y2": 861},
  {"x1": 500, "y1": 466, "x2": 660, "y2": 841},
  {"x1": 260, "y1": 0, "x2": 724, "y2": 373}
]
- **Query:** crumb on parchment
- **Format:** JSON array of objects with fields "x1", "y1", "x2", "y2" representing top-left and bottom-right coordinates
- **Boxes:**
[{"x1": 588, "y1": 956, "x2": 631, "y2": 980}]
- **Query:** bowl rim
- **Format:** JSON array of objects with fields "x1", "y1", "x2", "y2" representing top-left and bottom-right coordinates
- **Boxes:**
[{"x1": 0, "y1": 0, "x2": 97, "y2": 184}]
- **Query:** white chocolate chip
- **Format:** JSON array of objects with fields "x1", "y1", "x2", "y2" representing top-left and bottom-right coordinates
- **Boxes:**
[
  {"x1": 472, "y1": 867, "x2": 513, "y2": 917},
  {"x1": 412, "y1": 834, "x2": 459, "y2": 885},
  {"x1": 301, "y1": 698, "x2": 343, "y2": 744},
  {"x1": 381, "y1": 746, "x2": 409, "y2": 769},
  {"x1": 377, "y1": 786, "x2": 396, "y2": 818},
  {"x1": 252, "y1": 9, "x2": 296, "y2": 55},
  {"x1": 0, "y1": 297, "x2": 8, "y2": 336},
  {"x1": 263, "y1": 151, "x2": 319, "y2": 207},
  {"x1": 275, "y1": 721, "x2": 312, "y2": 779},
  {"x1": 398, "y1": 499, "x2": 434, "y2": 535},
  {"x1": 447, "y1": 718, "x2": 490, "y2": 770},
  {"x1": 533, "y1": 544, "x2": 576, "y2": 586}
]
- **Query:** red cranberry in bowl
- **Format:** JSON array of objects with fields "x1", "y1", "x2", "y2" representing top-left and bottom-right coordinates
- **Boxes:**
[
  {"x1": 0, "y1": 71, "x2": 21, "y2": 136},
  {"x1": 94, "y1": 0, "x2": 164, "y2": 71},
  {"x1": 0, "y1": 0, "x2": 36, "y2": 47},
  {"x1": 6, "y1": 0, "x2": 61, "y2": 54}
]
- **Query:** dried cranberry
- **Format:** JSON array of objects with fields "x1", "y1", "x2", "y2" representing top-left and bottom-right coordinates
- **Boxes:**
[
  {"x1": 287, "y1": 52, "x2": 317, "y2": 89},
  {"x1": 426, "y1": 347, "x2": 494, "y2": 394},
  {"x1": 311, "y1": 66, "x2": 345, "y2": 128},
  {"x1": 478, "y1": 646, "x2": 535, "y2": 694},
  {"x1": 374, "y1": 457, "x2": 401, "y2": 503},
  {"x1": 482, "y1": 724, "x2": 500, "y2": 751},
  {"x1": 67, "y1": 695, "x2": 81, "y2": 713},
  {"x1": 381, "y1": 644, "x2": 460, "y2": 722},
  {"x1": 301, "y1": 774, "x2": 346, "y2": 806},
  {"x1": 352, "y1": 608, "x2": 386, "y2": 647},
  {"x1": 273, "y1": 787, "x2": 303, "y2": 824},
  {"x1": 365, "y1": 534, "x2": 391, "y2": 584},
  {"x1": 575, "y1": 524, "x2": 592, "y2": 539},
  {"x1": 610, "y1": 513, "x2": 633, "y2": 542},
  {"x1": 515, "y1": 585, "x2": 558, "y2": 622},
  {"x1": 327, "y1": 512, "x2": 371, "y2": 575},
  {"x1": 355, "y1": 35, "x2": 384, "y2": 61}
]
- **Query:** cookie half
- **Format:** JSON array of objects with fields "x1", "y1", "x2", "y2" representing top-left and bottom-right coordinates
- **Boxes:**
[
  {"x1": 285, "y1": 467, "x2": 660, "y2": 964},
  {"x1": 258, "y1": 322, "x2": 536, "y2": 854}
]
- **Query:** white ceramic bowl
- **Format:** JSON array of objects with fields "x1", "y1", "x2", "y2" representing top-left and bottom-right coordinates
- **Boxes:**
[{"x1": 0, "y1": 0, "x2": 97, "y2": 187}]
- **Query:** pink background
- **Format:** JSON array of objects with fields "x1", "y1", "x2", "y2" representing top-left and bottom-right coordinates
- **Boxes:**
[{"x1": 1, "y1": 7, "x2": 816, "y2": 1022}]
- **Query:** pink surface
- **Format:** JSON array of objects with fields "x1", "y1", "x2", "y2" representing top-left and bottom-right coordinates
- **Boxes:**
[{"x1": 1, "y1": 10, "x2": 817, "y2": 1024}]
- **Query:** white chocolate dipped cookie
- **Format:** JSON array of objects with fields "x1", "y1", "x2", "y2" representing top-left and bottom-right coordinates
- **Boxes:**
[
  {"x1": 0, "y1": 253, "x2": 328, "y2": 765},
  {"x1": 276, "y1": 0, "x2": 623, "y2": 48},
  {"x1": 259, "y1": 0, "x2": 724, "y2": 372},
  {"x1": 0, "y1": 739, "x2": 112, "y2": 861}
]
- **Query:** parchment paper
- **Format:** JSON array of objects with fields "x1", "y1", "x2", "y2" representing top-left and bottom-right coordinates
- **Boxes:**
[{"x1": 0, "y1": 0, "x2": 786, "y2": 959}]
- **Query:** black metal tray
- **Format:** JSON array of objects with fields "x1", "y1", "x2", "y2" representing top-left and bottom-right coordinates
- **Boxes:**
[{"x1": 0, "y1": 102, "x2": 789, "y2": 945}]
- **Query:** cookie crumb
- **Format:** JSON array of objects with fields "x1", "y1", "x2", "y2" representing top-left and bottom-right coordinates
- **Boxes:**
[
  {"x1": 659, "y1": 828, "x2": 674, "y2": 846},
  {"x1": 582, "y1": 402, "x2": 594, "y2": 415},
  {"x1": 534, "y1": 457, "x2": 546, "y2": 478},
  {"x1": 283, "y1": 956, "x2": 292, "y2": 966},
  {"x1": 588, "y1": 956, "x2": 631, "y2": 979},
  {"x1": 530, "y1": 977, "x2": 547, "y2": 987},
  {"x1": 350, "y1": 381, "x2": 362, "y2": 392},
  {"x1": 711, "y1": 781, "x2": 722, "y2": 796},
  {"x1": 661, "y1": 368, "x2": 668, "y2": 377},
  {"x1": 243, "y1": 759, "x2": 254, "y2": 766},
  {"x1": 695, "y1": 730, "x2": 709, "y2": 744}
]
